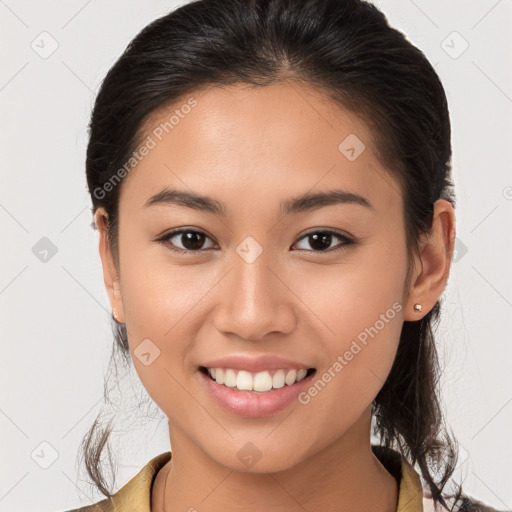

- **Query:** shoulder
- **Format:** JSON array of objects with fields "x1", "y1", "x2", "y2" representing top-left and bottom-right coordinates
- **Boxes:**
[
  {"x1": 59, "y1": 499, "x2": 112, "y2": 512},
  {"x1": 58, "y1": 451, "x2": 171, "y2": 512}
]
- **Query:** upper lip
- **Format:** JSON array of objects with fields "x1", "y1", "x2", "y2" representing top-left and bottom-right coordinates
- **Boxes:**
[{"x1": 201, "y1": 354, "x2": 315, "y2": 373}]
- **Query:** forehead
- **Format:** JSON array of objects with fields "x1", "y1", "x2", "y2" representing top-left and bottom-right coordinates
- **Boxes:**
[{"x1": 119, "y1": 82, "x2": 401, "y2": 217}]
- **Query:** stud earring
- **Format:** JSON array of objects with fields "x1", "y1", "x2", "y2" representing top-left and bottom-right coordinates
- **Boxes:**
[
  {"x1": 413, "y1": 303, "x2": 422, "y2": 312},
  {"x1": 112, "y1": 309, "x2": 118, "y2": 321}
]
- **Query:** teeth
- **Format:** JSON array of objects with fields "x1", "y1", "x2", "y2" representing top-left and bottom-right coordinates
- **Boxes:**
[
  {"x1": 224, "y1": 369, "x2": 237, "y2": 388},
  {"x1": 285, "y1": 369, "x2": 297, "y2": 386},
  {"x1": 206, "y1": 367, "x2": 310, "y2": 392}
]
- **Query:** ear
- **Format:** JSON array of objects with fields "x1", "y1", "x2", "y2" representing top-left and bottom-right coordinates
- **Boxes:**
[
  {"x1": 404, "y1": 198, "x2": 456, "y2": 321},
  {"x1": 94, "y1": 207, "x2": 125, "y2": 324}
]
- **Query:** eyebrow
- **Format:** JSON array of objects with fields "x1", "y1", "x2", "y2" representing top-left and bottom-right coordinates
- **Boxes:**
[
  {"x1": 143, "y1": 187, "x2": 373, "y2": 216},
  {"x1": 144, "y1": 188, "x2": 227, "y2": 216}
]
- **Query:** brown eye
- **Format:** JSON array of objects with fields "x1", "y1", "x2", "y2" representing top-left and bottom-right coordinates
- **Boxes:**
[
  {"x1": 293, "y1": 230, "x2": 353, "y2": 253},
  {"x1": 158, "y1": 229, "x2": 216, "y2": 253}
]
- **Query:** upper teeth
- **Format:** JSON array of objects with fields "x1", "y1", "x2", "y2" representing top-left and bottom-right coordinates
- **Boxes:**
[{"x1": 207, "y1": 368, "x2": 309, "y2": 392}]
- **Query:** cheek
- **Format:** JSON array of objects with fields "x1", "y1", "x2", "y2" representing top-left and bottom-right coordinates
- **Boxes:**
[
  {"x1": 293, "y1": 238, "x2": 407, "y2": 409},
  {"x1": 295, "y1": 233, "x2": 407, "y2": 337},
  {"x1": 119, "y1": 234, "x2": 218, "y2": 337},
  {"x1": 116, "y1": 241, "x2": 219, "y2": 404}
]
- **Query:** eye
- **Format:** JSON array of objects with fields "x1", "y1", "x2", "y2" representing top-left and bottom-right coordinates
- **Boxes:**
[
  {"x1": 292, "y1": 230, "x2": 354, "y2": 253},
  {"x1": 157, "y1": 228, "x2": 217, "y2": 253}
]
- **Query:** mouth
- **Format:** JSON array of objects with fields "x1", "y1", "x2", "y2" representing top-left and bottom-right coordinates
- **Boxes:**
[{"x1": 198, "y1": 365, "x2": 317, "y2": 417}]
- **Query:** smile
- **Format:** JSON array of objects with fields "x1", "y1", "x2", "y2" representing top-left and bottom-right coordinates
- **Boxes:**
[{"x1": 198, "y1": 366, "x2": 317, "y2": 417}]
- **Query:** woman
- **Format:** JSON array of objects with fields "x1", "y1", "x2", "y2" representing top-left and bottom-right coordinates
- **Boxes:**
[{"x1": 67, "y1": 0, "x2": 503, "y2": 510}]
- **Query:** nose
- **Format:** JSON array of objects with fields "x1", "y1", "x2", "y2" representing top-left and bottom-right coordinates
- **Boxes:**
[{"x1": 213, "y1": 251, "x2": 297, "y2": 341}]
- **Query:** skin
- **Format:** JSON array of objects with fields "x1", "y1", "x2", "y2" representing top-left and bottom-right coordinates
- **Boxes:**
[{"x1": 94, "y1": 82, "x2": 455, "y2": 512}]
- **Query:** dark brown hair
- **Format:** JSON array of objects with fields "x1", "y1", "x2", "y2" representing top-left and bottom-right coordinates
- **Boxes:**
[{"x1": 82, "y1": 0, "x2": 473, "y2": 509}]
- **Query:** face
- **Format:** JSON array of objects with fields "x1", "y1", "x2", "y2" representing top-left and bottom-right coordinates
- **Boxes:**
[{"x1": 97, "y1": 82, "x2": 414, "y2": 472}]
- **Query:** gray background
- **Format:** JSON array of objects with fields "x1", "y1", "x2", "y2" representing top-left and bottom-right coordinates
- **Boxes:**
[{"x1": 0, "y1": 0, "x2": 511, "y2": 510}]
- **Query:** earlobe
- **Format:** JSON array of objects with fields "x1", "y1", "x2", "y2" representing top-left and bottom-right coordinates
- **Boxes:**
[
  {"x1": 404, "y1": 199, "x2": 456, "y2": 321},
  {"x1": 94, "y1": 208, "x2": 125, "y2": 324}
]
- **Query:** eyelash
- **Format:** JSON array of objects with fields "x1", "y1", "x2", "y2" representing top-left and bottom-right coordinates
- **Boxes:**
[{"x1": 156, "y1": 228, "x2": 354, "y2": 254}]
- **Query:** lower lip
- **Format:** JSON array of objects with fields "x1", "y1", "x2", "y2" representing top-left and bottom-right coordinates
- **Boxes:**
[{"x1": 199, "y1": 369, "x2": 316, "y2": 417}]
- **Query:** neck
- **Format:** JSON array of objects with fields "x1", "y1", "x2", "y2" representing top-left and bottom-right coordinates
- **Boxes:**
[{"x1": 152, "y1": 408, "x2": 398, "y2": 512}]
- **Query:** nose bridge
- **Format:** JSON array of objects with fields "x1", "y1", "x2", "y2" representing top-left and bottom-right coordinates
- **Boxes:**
[{"x1": 214, "y1": 239, "x2": 296, "y2": 340}]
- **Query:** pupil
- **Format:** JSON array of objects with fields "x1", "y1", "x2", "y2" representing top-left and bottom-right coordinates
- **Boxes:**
[
  {"x1": 183, "y1": 231, "x2": 205, "y2": 250},
  {"x1": 309, "y1": 232, "x2": 331, "y2": 251}
]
